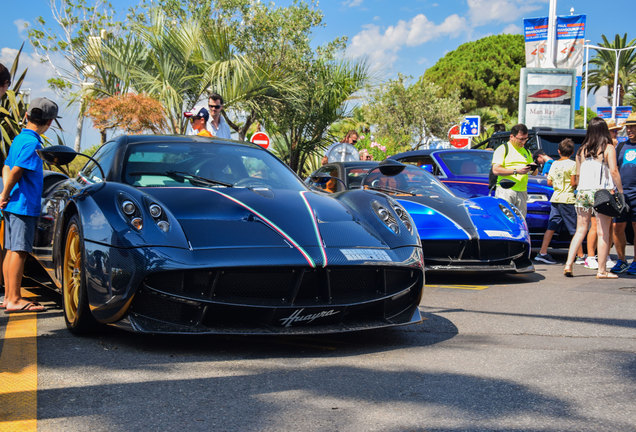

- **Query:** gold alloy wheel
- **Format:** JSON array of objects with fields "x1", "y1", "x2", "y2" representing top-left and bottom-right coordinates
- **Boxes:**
[{"x1": 63, "y1": 223, "x2": 82, "y2": 325}]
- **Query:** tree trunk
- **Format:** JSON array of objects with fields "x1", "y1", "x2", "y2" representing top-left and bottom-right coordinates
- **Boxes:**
[
  {"x1": 100, "y1": 129, "x2": 107, "y2": 145},
  {"x1": 74, "y1": 114, "x2": 84, "y2": 152}
]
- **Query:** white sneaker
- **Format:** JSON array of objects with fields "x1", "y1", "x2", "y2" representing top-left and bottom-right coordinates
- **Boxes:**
[
  {"x1": 605, "y1": 258, "x2": 616, "y2": 269},
  {"x1": 584, "y1": 256, "x2": 598, "y2": 270},
  {"x1": 575, "y1": 255, "x2": 586, "y2": 265}
]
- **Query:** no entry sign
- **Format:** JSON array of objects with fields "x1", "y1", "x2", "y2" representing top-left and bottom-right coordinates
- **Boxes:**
[
  {"x1": 448, "y1": 125, "x2": 470, "y2": 149},
  {"x1": 250, "y1": 132, "x2": 270, "y2": 149}
]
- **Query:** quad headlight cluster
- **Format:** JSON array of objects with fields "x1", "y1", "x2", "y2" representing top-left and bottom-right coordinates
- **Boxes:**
[
  {"x1": 372, "y1": 200, "x2": 414, "y2": 235},
  {"x1": 499, "y1": 203, "x2": 523, "y2": 222},
  {"x1": 119, "y1": 195, "x2": 170, "y2": 232}
]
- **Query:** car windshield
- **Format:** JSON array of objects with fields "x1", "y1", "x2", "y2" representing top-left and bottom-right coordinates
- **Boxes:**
[
  {"x1": 437, "y1": 151, "x2": 493, "y2": 176},
  {"x1": 348, "y1": 165, "x2": 455, "y2": 199},
  {"x1": 123, "y1": 142, "x2": 305, "y2": 190}
]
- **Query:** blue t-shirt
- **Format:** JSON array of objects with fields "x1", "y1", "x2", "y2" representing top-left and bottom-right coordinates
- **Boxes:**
[
  {"x1": 4, "y1": 129, "x2": 44, "y2": 216},
  {"x1": 541, "y1": 159, "x2": 554, "y2": 176},
  {"x1": 617, "y1": 141, "x2": 636, "y2": 201}
]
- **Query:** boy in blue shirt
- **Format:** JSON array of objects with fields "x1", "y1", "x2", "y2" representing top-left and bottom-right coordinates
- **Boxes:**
[{"x1": 1, "y1": 97, "x2": 59, "y2": 313}]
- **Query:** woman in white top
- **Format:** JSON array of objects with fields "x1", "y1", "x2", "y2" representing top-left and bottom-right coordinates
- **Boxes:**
[{"x1": 564, "y1": 117, "x2": 623, "y2": 278}]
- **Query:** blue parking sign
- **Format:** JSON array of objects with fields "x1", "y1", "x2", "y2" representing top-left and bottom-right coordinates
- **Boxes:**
[{"x1": 460, "y1": 116, "x2": 480, "y2": 137}]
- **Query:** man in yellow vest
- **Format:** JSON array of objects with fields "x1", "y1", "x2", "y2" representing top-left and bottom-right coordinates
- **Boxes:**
[{"x1": 491, "y1": 123, "x2": 534, "y2": 217}]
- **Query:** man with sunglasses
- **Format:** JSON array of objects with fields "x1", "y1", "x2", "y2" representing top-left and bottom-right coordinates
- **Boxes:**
[
  {"x1": 207, "y1": 93, "x2": 232, "y2": 139},
  {"x1": 322, "y1": 130, "x2": 360, "y2": 165},
  {"x1": 491, "y1": 123, "x2": 533, "y2": 217}
]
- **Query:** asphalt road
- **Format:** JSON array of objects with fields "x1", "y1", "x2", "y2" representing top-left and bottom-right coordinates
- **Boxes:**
[{"x1": 1, "y1": 252, "x2": 635, "y2": 431}]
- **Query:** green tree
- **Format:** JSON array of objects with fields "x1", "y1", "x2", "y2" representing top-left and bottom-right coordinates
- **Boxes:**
[
  {"x1": 421, "y1": 34, "x2": 525, "y2": 114},
  {"x1": 265, "y1": 59, "x2": 369, "y2": 175},
  {"x1": 26, "y1": 0, "x2": 123, "y2": 151},
  {"x1": 1, "y1": 45, "x2": 29, "y2": 159},
  {"x1": 363, "y1": 75, "x2": 462, "y2": 150},
  {"x1": 585, "y1": 33, "x2": 636, "y2": 106}
]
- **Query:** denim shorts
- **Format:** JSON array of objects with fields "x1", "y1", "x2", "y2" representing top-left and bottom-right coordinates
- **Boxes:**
[
  {"x1": 547, "y1": 202, "x2": 577, "y2": 235},
  {"x1": 3, "y1": 212, "x2": 37, "y2": 253}
]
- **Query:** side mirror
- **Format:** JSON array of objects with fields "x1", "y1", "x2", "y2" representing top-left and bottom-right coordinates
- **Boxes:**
[
  {"x1": 499, "y1": 179, "x2": 516, "y2": 189},
  {"x1": 377, "y1": 158, "x2": 406, "y2": 176},
  {"x1": 37, "y1": 145, "x2": 105, "y2": 179},
  {"x1": 37, "y1": 145, "x2": 78, "y2": 166}
]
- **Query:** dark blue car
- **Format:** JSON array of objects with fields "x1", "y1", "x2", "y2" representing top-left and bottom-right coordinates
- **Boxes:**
[{"x1": 390, "y1": 149, "x2": 559, "y2": 246}]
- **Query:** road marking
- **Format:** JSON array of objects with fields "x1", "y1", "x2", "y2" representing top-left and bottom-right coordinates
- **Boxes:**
[
  {"x1": 0, "y1": 289, "x2": 38, "y2": 432},
  {"x1": 427, "y1": 284, "x2": 489, "y2": 290}
]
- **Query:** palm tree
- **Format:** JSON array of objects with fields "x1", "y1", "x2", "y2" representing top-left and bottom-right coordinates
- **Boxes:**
[{"x1": 585, "y1": 33, "x2": 636, "y2": 106}]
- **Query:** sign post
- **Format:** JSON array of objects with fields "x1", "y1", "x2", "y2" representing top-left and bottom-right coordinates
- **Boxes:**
[
  {"x1": 448, "y1": 125, "x2": 470, "y2": 149},
  {"x1": 250, "y1": 132, "x2": 270, "y2": 149}
]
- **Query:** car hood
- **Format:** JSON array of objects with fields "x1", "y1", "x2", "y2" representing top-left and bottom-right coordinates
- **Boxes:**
[{"x1": 143, "y1": 187, "x2": 391, "y2": 250}]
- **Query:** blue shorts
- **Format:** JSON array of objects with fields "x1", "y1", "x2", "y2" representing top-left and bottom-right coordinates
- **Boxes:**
[
  {"x1": 614, "y1": 193, "x2": 636, "y2": 223},
  {"x1": 3, "y1": 212, "x2": 37, "y2": 253},
  {"x1": 547, "y1": 202, "x2": 577, "y2": 235}
]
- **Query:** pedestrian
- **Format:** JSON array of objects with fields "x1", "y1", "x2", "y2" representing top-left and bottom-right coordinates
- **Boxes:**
[
  {"x1": 532, "y1": 149, "x2": 554, "y2": 176},
  {"x1": 605, "y1": 118, "x2": 622, "y2": 146},
  {"x1": 0, "y1": 62, "x2": 10, "y2": 99},
  {"x1": 610, "y1": 112, "x2": 636, "y2": 274},
  {"x1": 534, "y1": 138, "x2": 584, "y2": 264},
  {"x1": 184, "y1": 107, "x2": 213, "y2": 137},
  {"x1": 1, "y1": 97, "x2": 60, "y2": 312},
  {"x1": 359, "y1": 148, "x2": 373, "y2": 161},
  {"x1": 322, "y1": 130, "x2": 359, "y2": 165},
  {"x1": 207, "y1": 93, "x2": 232, "y2": 139},
  {"x1": 491, "y1": 123, "x2": 533, "y2": 217},
  {"x1": 563, "y1": 117, "x2": 623, "y2": 278}
]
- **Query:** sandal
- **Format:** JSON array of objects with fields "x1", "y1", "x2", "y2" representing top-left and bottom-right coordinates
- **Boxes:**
[
  {"x1": 563, "y1": 266, "x2": 573, "y2": 277},
  {"x1": 596, "y1": 272, "x2": 618, "y2": 279},
  {"x1": 4, "y1": 301, "x2": 46, "y2": 314}
]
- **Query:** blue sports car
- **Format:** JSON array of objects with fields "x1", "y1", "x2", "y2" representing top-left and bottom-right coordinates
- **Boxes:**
[
  {"x1": 307, "y1": 161, "x2": 533, "y2": 273},
  {"x1": 24, "y1": 135, "x2": 425, "y2": 335},
  {"x1": 390, "y1": 149, "x2": 559, "y2": 246}
]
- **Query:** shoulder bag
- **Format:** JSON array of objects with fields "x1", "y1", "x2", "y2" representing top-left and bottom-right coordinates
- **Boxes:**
[{"x1": 593, "y1": 152, "x2": 629, "y2": 217}]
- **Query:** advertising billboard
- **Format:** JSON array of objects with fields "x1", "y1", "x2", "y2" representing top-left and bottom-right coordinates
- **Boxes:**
[{"x1": 519, "y1": 68, "x2": 577, "y2": 129}]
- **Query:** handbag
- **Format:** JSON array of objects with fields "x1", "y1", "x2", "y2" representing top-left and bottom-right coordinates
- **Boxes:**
[
  {"x1": 593, "y1": 189, "x2": 628, "y2": 217},
  {"x1": 592, "y1": 151, "x2": 629, "y2": 217}
]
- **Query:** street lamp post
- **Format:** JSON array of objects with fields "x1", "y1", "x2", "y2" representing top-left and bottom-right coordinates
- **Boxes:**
[{"x1": 583, "y1": 43, "x2": 636, "y2": 126}]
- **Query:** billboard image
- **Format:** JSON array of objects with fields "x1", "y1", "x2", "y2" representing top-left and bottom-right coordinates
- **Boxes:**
[{"x1": 519, "y1": 68, "x2": 577, "y2": 129}]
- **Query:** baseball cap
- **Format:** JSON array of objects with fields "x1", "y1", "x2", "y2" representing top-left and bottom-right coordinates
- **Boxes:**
[
  {"x1": 27, "y1": 97, "x2": 61, "y2": 120},
  {"x1": 184, "y1": 107, "x2": 209, "y2": 122}
]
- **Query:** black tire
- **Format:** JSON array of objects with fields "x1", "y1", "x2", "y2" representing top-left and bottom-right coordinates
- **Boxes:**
[{"x1": 62, "y1": 215, "x2": 99, "y2": 334}]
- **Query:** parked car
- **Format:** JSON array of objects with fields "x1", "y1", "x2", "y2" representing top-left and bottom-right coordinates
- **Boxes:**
[
  {"x1": 476, "y1": 127, "x2": 587, "y2": 159},
  {"x1": 307, "y1": 160, "x2": 533, "y2": 273},
  {"x1": 389, "y1": 149, "x2": 559, "y2": 246},
  {"x1": 27, "y1": 135, "x2": 425, "y2": 335}
]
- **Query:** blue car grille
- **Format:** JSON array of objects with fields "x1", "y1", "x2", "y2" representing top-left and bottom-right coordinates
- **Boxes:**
[{"x1": 422, "y1": 239, "x2": 527, "y2": 262}]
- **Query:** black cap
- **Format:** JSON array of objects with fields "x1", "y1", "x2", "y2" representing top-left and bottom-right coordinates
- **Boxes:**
[{"x1": 27, "y1": 97, "x2": 61, "y2": 120}]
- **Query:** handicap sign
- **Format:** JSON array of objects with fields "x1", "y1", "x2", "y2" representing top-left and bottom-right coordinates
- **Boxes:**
[{"x1": 460, "y1": 115, "x2": 480, "y2": 137}]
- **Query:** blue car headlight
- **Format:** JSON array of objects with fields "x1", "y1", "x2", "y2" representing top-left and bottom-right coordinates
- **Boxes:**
[{"x1": 499, "y1": 203, "x2": 516, "y2": 222}]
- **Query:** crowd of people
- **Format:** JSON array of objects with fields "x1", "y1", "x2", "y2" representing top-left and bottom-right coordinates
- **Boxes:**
[{"x1": 492, "y1": 117, "x2": 636, "y2": 278}]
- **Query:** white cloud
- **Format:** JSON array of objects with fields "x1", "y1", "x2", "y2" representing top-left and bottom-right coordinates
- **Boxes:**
[
  {"x1": 343, "y1": 0, "x2": 363, "y2": 7},
  {"x1": 467, "y1": 0, "x2": 547, "y2": 26},
  {"x1": 13, "y1": 19, "x2": 30, "y2": 40},
  {"x1": 346, "y1": 13, "x2": 467, "y2": 74},
  {"x1": 501, "y1": 23, "x2": 522, "y2": 34}
]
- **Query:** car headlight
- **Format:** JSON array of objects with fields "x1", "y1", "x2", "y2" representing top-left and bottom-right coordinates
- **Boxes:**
[
  {"x1": 372, "y1": 200, "x2": 400, "y2": 234},
  {"x1": 391, "y1": 203, "x2": 414, "y2": 234},
  {"x1": 118, "y1": 195, "x2": 170, "y2": 232},
  {"x1": 527, "y1": 194, "x2": 549, "y2": 203},
  {"x1": 499, "y1": 203, "x2": 515, "y2": 222}
]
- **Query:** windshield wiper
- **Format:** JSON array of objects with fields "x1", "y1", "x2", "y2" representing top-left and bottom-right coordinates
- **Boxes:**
[
  {"x1": 166, "y1": 171, "x2": 233, "y2": 188},
  {"x1": 364, "y1": 185, "x2": 417, "y2": 196}
]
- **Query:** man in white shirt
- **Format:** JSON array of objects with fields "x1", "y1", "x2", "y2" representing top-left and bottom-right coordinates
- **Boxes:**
[{"x1": 207, "y1": 93, "x2": 232, "y2": 139}]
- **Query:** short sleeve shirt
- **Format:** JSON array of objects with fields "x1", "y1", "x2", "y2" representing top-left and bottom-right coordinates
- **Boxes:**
[
  {"x1": 547, "y1": 159, "x2": 576, "y2": 204},
  {"x1": 617, "y1": 141, "x2": 636, "y2": 201},
  {"x1": 491, "y1": 142, "x2": 533, "y2": 192},
  {"x1": 4, "y1": 129, "x2": 44, "y2": 216}
]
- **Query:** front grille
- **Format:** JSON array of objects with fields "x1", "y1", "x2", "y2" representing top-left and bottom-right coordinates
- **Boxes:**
[
  {"x1": 142, "y1": 266, "x2": 420, "y2": 307},
  {"x1": 422, "y1": 239, "x2": 527, "y2": 262}
]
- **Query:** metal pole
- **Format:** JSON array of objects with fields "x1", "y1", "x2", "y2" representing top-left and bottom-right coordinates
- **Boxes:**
[
  {"x1": 546, "y1": 0, "x2": 558, "y2": 67},
  {"x1": 583, "y1": 42, "x2": 590, "y2": 127},
  {"x1": 612, "y1": 50, "x2": 621, "y2": 120}
]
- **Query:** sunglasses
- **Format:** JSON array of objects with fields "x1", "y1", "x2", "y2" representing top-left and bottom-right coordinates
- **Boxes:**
[
  {"x1": 350, "y1": 139, "x2": 358, "y2": 143},
  {"x1": 209, "y1": 104, "x2": 222, "y2": 109},
  {"x1": 514, "y1": 135, "x2": 529, "y2": 142}
]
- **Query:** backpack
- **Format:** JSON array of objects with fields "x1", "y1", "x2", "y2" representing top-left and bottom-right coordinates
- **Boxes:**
[{"x1": 488, "y1": 142, "x2": 509, "y2": 191}]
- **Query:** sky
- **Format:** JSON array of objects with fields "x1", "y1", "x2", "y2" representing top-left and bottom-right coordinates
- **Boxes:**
[{"x1": 1, "y1": 0, "x2": 634, "y2": 149}]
